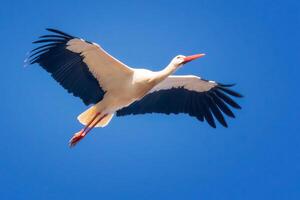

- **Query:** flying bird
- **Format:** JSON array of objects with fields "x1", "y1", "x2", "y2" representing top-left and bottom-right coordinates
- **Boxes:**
[{"x1": 28, "y1": 28, "x2": 242, "y2": 147}]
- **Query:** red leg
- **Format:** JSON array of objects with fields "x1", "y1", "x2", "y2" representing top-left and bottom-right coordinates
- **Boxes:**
[
  {"x1": 83, "y1": 114, "x2": 108, "y2": 136},
  {"x1": 69, "y1": 113, "x2": 107, "y2": 147},
  {"x1": 81, "y1": 112, "x2": 100, "y2": 134},
  {"x1": 69, "y1": 112, "x2": 100, "y2": 147}
]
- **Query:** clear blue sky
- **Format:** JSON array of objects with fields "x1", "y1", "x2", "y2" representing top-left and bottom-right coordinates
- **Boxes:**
[{"x1": 0, "y1": 0, "x2": 299, "y2": 199}]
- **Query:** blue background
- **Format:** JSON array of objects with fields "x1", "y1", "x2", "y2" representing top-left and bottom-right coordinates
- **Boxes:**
[{"x1": 0, "y1": 0, "x2": 299, "y2": 199}]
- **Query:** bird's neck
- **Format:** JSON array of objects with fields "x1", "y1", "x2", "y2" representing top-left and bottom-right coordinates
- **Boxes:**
[{"x1": 153, "y1": 63, "x2": 177, "y2": 84}]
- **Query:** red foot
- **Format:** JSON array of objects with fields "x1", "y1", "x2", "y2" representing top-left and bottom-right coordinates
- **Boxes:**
[{"x1": 69, "y1": 131, "x2": 85, "y2": 147}]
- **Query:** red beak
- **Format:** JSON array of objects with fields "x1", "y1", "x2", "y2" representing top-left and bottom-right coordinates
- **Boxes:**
[{"x1": 182, "y1": 53, "x2": 205, "y2": 64}]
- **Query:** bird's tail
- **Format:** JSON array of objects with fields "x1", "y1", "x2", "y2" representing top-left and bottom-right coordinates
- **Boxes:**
[{"x1": 77, "y1": 106, "x2": 114, "y2": 127}]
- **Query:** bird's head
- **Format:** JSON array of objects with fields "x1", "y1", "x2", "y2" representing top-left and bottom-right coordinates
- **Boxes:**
[{"x1": 170, "y1": 54, "x2": 205, "y2": 68}]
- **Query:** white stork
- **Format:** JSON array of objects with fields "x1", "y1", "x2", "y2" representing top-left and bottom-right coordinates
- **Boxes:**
[{"x1": 28, "y1": 29, "x2": 242, "y2": 147}]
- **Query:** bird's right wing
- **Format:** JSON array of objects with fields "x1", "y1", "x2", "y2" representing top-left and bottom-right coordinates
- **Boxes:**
[
  {"x1": 28, "y1": 28, "x2": 133, "y2": 105},
  {"x1": 117, "y1": 75, "x2": 242, "y2": 128}
]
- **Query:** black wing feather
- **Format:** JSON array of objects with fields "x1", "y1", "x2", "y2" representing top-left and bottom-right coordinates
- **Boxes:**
[
  {"x1": 117, "y1": 84, "x2": 242, "y2": 128},
  {"x1": 28, "y1": 28, "x2": 105, "y2": 105}
]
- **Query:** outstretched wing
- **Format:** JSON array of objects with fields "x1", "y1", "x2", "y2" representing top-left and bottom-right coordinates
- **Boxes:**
[
  {"x1": 116, "y1": 75, "x2": 242, "y2": 128},
  {"x1": 28, "y1": 28, "x2": 133, "y2": 105}
]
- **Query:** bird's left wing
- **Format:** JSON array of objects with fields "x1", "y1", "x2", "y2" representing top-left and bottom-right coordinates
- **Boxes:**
[
  {"x1": 116, "y1": 75, "x2": 242, "y2": 128},
  {"x1": 28, "y1": 28, "x2": 133, "y2": 105}
]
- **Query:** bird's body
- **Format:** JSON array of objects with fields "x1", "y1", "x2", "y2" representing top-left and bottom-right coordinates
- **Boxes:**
[
  {"x1": 86, "y1": 70, "x2": 155, "y2": 119},
  {"x1": 28, "y1": 29, "x2": 242, "y2": 147}
]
